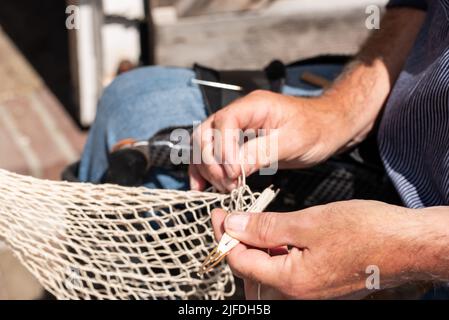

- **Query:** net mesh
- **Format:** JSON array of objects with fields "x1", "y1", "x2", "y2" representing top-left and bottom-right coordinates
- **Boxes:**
[{"x1": 0, "y1": 168, "x2": 261, "y2": 300}]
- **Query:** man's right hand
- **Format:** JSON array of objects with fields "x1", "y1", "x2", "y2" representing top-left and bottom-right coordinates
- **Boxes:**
[
  {"x1": 189, "y1": 7, "x2": 426, "y2": 192},
  {"x1": 189, "y1": 90, "x2": 351, "y2": 192}
]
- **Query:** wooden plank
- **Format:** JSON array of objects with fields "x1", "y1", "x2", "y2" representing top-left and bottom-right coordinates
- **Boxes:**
[{"x1": 175, "y1": 0, "x2": 271, "y2": 17}]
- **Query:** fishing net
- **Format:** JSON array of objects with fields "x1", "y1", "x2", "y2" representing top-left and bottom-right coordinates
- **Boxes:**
[{"x1": 0, "y1": 168, "x2": 263, "y2": 300}]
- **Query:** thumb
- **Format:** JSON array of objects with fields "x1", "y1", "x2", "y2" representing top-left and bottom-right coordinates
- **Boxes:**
[{"x1": 224, "y1": 212, "x2": 296, "y2": 248}]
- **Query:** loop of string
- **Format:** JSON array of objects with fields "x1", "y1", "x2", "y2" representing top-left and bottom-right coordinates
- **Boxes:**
[
  {"x1": 230, "y1": 163, "x2": 253, "y2": 213},
  {"x1": 0, "y1": 168, "x2": 247, "y2": 299},
  {"x1": 236, "y1": 164, "x2": 269, "y2": 300}
]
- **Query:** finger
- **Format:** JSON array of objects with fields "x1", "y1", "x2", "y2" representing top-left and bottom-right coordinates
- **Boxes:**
[
  {"x1": 188, "y1": 164, "x2": 207, "y2": 191},
  {"x1": 192, "y1": 117, "x2": 228, "y2": 192},
  {"x1": 213, "y1": 98, "x2": 270, "y2": 180},
  {"x1": 226, "y1": 243, "x2": 293, "y2": 290},
  {"x1": 213, "y1": 110, "x2": 241, "y2": 180},
  {"x1": 196, "y1": 163, "x2": 228, "y2": 193},
  {"x1": 224, "y1": 212, "x2": 299, "y2": 248},
  {"x1": 239, "y1": 131, "x2": 280, "y2": 176},
  {"x1": 191, "y1": 117, "x2": 211, "y2": 166},
  {"x1": 211, "y1": 208, "x2": 227, "y2": 242}
]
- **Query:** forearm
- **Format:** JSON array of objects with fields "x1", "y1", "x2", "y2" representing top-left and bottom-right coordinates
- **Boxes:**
[{"x1": 323, "y1": 8, "x2": 426, "y2": 149}]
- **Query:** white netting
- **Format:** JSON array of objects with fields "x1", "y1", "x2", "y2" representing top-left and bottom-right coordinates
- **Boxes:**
[{"x1": 0, "y1": 168, "x2": 261, "y2": 300}]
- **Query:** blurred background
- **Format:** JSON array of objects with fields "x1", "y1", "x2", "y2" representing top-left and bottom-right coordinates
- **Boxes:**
[{"x1": 0, "y1": 0, "x2": 387, "y2": 299}]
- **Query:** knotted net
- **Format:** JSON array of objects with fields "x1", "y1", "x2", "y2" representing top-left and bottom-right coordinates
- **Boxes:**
[{"x1": 0, "y1": 168, "x2": 261, "y2": 300}]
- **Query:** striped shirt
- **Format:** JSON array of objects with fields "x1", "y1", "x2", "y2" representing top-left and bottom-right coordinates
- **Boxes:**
[{"x1": 379, "y1": 0, "x2": 449, "y2": 208}]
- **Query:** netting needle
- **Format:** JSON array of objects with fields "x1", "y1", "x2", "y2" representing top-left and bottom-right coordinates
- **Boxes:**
[{"x1": 199, "y1": 186, "x2": 278, "y2": 275}]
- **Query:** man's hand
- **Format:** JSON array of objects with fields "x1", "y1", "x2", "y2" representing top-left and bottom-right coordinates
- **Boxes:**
[
  {"x1": 189, "y1": 8, "x2": 426, "y2": 192},
  {"x1": 211, "y1": 200, "x2": 443, "y2": 299},
  {"x1": 189, "y1": 91, "x2": 350, "y2": 192}
]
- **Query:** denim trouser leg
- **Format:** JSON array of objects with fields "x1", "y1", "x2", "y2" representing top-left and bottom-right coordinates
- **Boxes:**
[
  {"x1": 78, "y1": 64, "x2": 339, "y2": 190},
  {"x1": 78, "y1": 66, "x2": 208, "y2": 190}
]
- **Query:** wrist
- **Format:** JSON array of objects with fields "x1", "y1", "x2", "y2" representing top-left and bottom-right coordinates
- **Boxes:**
[
  {"x1": 378, "y1": 206, "x2": 449, "y2": 285},
  {"x1": 310, "y1": 94, "x2": 358, "y2": 152},
  {"x1": 320, "y1": 59, "x2": 391, "y2": 148},
  {"x1": 361, "y1": 205, "x2": 423, "y2": 287},
  {"x1": 402, "y1": 207, "x2": 449, "y2": 282}
]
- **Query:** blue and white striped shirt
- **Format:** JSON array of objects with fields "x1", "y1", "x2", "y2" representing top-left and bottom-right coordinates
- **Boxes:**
[{"x1": 379, "y1": 0, "x2": 449, "y2": 208}]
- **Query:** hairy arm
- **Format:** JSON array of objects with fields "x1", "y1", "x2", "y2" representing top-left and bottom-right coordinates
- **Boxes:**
[
  {"x1": 406, "y1": 207, "x2": 449, "y2": 282},
  {"x1": 190, "y1": 7, "x2": 427, "y2": 192},
  {"x1": 324, "y1": 7, "x2": 426, "y2": 149}
]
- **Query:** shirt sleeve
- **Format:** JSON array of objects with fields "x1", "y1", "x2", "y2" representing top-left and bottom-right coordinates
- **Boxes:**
[{"x1": 386, "y1": 0, "x2": 428, "y2": 10}]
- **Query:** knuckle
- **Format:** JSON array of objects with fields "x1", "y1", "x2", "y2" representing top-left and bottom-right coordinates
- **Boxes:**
[
  {"x1": 213, "y1": 110, "x2": 225, "y2": 126},
  {"x1": 249, "y1": 89, "x2": 272, "y2": 99},
  {"x1": 255, "y1": 213, "x2": 277, "y2": 244},
  {"x1": 207, "y1": 165, "x2": 224, "y2": 182}
]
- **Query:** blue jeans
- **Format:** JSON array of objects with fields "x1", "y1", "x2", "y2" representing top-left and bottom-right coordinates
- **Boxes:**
[{"x1": 78, "y1": 65, "x2": 342, "y2": 188}]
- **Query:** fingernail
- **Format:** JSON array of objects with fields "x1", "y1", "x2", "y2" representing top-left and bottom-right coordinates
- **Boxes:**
[{"x1": 225, "y1": 214, "x2": 249, "y2": 232}]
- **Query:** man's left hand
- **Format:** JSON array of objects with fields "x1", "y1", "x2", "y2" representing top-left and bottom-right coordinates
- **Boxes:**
[{"x1": 211, "y1": 200, "x2": 427, "y2": 299}]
